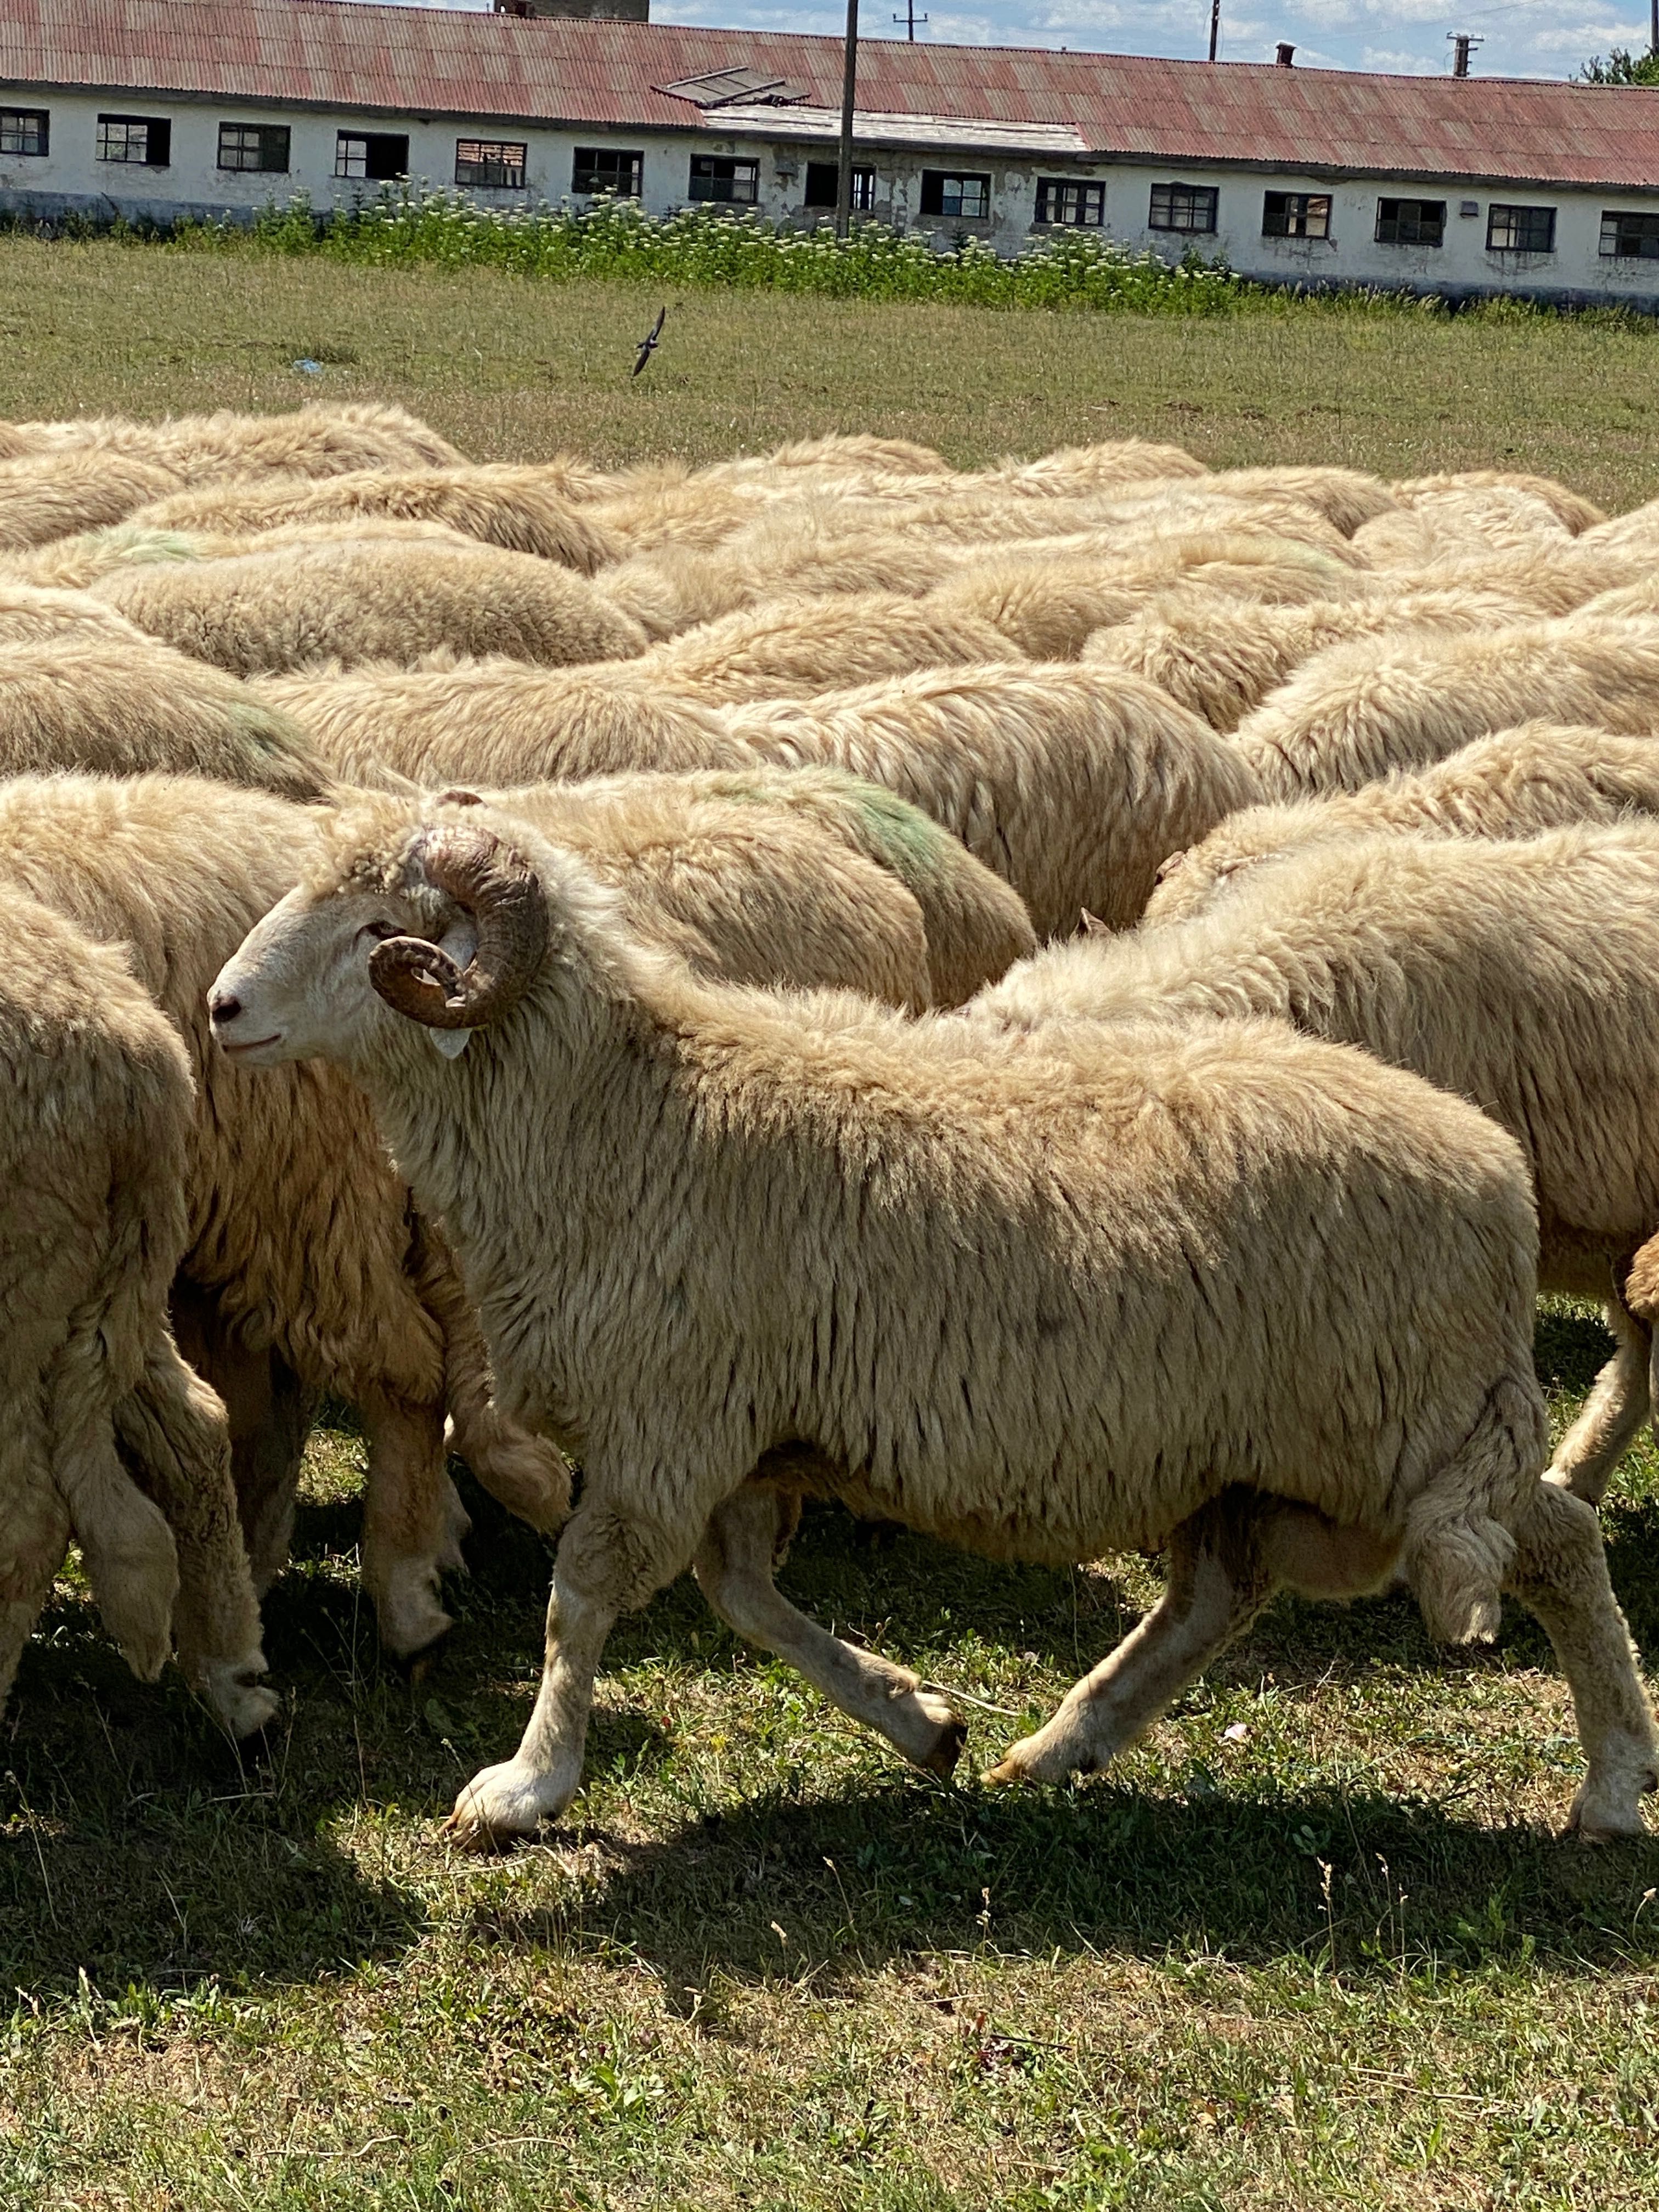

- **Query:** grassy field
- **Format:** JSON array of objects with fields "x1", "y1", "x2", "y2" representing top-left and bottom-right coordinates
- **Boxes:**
[
  {"x1": 4, "y1": 239, "x2": 1659, "y2": 2209},
  {"x1": 4, "y1": 234, "x2": 1659, "y2": 508}
]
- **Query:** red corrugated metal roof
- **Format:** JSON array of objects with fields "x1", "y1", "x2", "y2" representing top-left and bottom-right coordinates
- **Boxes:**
[{"x1": 7, "y1": 0, "x2": 1659, "y2": 189}]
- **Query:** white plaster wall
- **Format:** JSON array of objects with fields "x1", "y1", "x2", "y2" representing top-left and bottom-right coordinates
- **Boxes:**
[{"x1": 4, "y1": 84, "x2": 1659, "y2": 304}]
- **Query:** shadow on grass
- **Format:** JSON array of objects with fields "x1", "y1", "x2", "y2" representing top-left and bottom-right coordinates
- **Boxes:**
[
  {"x1": 7, "y1": 1288, "x2": 1657, "y2": 2012},
  {"x1": 472, "y1": 1770, "x2": 1659, "y2": 1993}
]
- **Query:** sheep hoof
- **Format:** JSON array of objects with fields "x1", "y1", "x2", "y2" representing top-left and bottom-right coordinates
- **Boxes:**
[
  {"x1": 911, "y1": 1703, "x2": 968, "y2": 1778},
  {"x1": 196, "y1": 1654, "x2": 279, "y2": 1739},
  {"x1": 443, "y1": 1759, "x2": 572, "y2": 1850},
  {"x1": 1567, "y1": 1758, "x2": 1658, "y2": 1843},
  {"x1": 371, "y1": 1561, "x2": 455, "y2": 1661},
  {"x1": 980, "y1": 1752, "x2": 1034, "y2": 1788}
]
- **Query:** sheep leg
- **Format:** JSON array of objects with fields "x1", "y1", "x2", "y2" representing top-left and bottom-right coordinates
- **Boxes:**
[
  {"x1": 359, "y1": 1389, "x2": 462, "y2": 1660},
  {"x1": 410, "y1": 1220, "x2": 572, "y2": 1535},
  {"x1": 0, "y1": 1413, "x2": 72, "y2": 1715},
  {"x1": 115, "y1": 1339, "x2": 276, "y2": 1738},
  {"x1": 1503, "y1": 1480, "x2": 1658, "y2": 1840},
  {"x1": 47, "y1": 1356, "x2": 178, "y2": 1684},
  {"x1": 1548, "y1": 1294, "x2": 1651, "y2": 1508},
  {"x1": 172, "y1": 1282, "x2": 320, "y2": 1595},
  {"x1": 444, "y1": 1499, "x2": 691, "y2": 1847},
  {"x1": 985, "y1": 1491, "x2": 1395, "y2": 1787},
  {"x1": 692, "y1": 1486, "x2": 966, "y2": 1774}
]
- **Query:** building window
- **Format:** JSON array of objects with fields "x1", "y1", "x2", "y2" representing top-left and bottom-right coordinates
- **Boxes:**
[
  {"x1": 1262, "y1": 190, "x2": 1330, "y2": 239},
  {"x1": 1035, "y1": 177, "x2": 1104, "y2": 227},
  {"x1": 217, "y1": 122, "x2": 290, "y2": 174},
  {"x1": 1486, "y1": 203, "x2": 1555, "y2": 253},
  {"x1": 1149, "y1": 182, "x2": 1217, "y2": 233},
  {"x1": 0, "y1": 109, "x2": 49, "y2": 158},
  {"x1": 803, "y1": 161, "x2": 874, "y2": 210},
  {"x1": 1375, "y1": 197, "x2": 1445, "y2": 247},
  {"x1": 1600, "y1": 209, "x2": 1659, "y2": 259},
  {"x1": 572, "y1": 146, "x2": 643, "y2": 196},
  {"x1": 920, "y1": 171, "x2": 991, "y2": 220},
  {"x1": 335, "y1": 132, "x2": 409, "y2": 183},
  {"x1": 688, "y1": 155, "x2": 758, "y2": 205},
  {"x1": 96, "y1": 115, "x2": 171, "y2": 167},
  {"x1": 455, "y1": 139, "x2": 527, "y2": 189}
]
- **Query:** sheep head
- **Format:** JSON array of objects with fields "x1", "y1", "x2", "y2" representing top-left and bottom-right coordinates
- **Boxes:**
[{"x1": 208, "y1": 800, "x2": 548, "y2": 1070}]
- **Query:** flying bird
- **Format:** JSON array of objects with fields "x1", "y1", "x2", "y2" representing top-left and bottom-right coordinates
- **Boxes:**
[{"x1": 632, "y1": 306, "x2": 667, "y2": 379}]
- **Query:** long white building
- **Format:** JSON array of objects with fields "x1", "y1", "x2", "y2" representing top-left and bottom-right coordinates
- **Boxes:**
[{"x1": 5, "y1": 0, "x2": 1659, "y2": 306}]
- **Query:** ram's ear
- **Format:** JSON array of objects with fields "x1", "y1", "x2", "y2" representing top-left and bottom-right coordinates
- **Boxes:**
[
  {"x1": 438, "y1": 917, "x2": 479, "y2": 968},
  {"x1": 428, "y1": 1026, "x2": 471, "y2": 1059}
]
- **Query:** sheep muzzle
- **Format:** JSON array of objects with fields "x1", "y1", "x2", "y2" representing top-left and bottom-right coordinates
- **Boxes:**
[{"x1": 368, "y1": 825, "x2": 546, "y2": 1030}]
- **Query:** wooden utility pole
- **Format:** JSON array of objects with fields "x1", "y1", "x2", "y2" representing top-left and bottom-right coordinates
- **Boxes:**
[
  {"x1": 1208, "y1": 0, "x2": 1220, "y2": 61},
  {"x1": 836, "y1": 0, "x2": 860, "y2": 239}
]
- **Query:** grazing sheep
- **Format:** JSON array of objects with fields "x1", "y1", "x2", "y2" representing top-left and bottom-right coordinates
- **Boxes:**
[
  {"x1": 0, "y1": 773, "x2": 569, "y2": 1660},
  {"x1": 597, "y1": 510, "x2": 965, "y2": 640},
  {"x1": 1380, "y1": 542, "x2": 1658, "y2": 620},
  {"x1": 0, "y1": 402, "x2": 464, "y2": 479},
  {"x1": 1230, "y1": 617, "x2": 1659, "y2": 798},
  {"x1": 1194, "y1": 465, "x2": 1398, "y2": 536},
  {"x1": 91, "y1": 537, "x2": 648, "y2": 675},
  {"x1": 262, "y1": 653, "x2": 752, "y2": 786},
  {"x1": 273, "y1": 657, "x2": 1243, "y2": 940},
  {"x1": 727, "y1": 664, "x2": 1264, "y2": 937},
  {"x1": 1392, "y1": 471, "x2": 1605, "y2": 535},
  {"x1": 701, "y1": 433, "x2": 954, "y2": 487},
  {"x1": 130, "y1": 467, "x2": 622, "y2": 573},
  {"x1": 1561, "y1": 574, "x2": 1659, "y2": 624},
  {"x1": 210, "y1": 800, "x2": 1657, "y2": 1844},
  {"x1": 978, "y1": 823, "x2": 1659, "y2": 1508},
  {"x1": 0, "y1": 448, "x2": 185, "y2": 548},
  {"x1": 1086, "y1": 585, "x2": 1545, "y2": 731},
  {"x1": 5, "y1": 516, "x2": 483, "y2": 596},
  {"x1": 478, "y1": 766, "x2": 1036, "y2": 1007},
  {"x1": 979, "y1": 439, "x2": 1209, "y2": 496},
  {"x1": 1556, "y1": 498, "x2": 1659, "y2": 557},
  {"x1": 0, "y1": 579, "x2": 155, "y2": 647},
  {"x1": 634, "y1": 591, "x2": 1022, "y2": 704},
  {"x1": 0, "y1": 634, "x2": 332, "y2": 799},
  {"x1": 1146, "y1": 723, "x2": 1659, "y2": 923},
  {"x1": 0, "y1": 890, "x2": 270, "y2": 1734},
  {"x1": 926, "y1": 531, "x2": 1366, "y2": 661},
  {"x1": 1352, "y1": 487, "x2": 1571, "y2": 568}
]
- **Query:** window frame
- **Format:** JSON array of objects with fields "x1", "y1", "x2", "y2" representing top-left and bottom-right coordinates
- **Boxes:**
[
  {"x1": 572, "y1": 146, "x2": 644, "y2": 197},
  {"x1": 1600, "y1": 208, "x2": 1659, "y2": 259},
  {"x1": 803, "y1": 160, "x2": 875, "y2": 211},
  {"x1": 216, "y1": 121, "x2": 290, "y2": 174},
  {"x1": 455, "y1": 138, "x2": 528, "y2": 190},
  {"x1": 1261, "y1": 190, "x2": 1331, "y2": 240},
  {"x1": 919, "y1": 170, "x2": 992, "y2": 221},
  {"x1": 0, "y1": 108, "x2": 49, "y2": 159},
  {"x1": 1374, "y1": 196, "x2": 1446, "y2": 248},
  {"x1": 1035, "y1": 177, "x2": 1105, "y2": 228},
  {"x1": 1486, "y1": 202, "x2": 1556, "y2": 254},
  {"x1": 95, "y1": 114, "x2": 171, "y2": 167},
  {"x1": 687, "y1": 154, "x2": 759, "y2": 205},
  {"x1": 334, "y1": 131, "x2": 410, "y2": 184},
  {"x1": 1148, "y1": 182, "x2": 1218, "y2": 234}
]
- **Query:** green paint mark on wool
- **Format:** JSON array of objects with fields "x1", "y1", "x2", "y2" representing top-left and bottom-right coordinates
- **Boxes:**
[
  {"x1": 841, "y1": 779, "x2": 952, "y2": 885},
  {"x1": 89, "y1": 524, "x2": 204, "y2": 567}
]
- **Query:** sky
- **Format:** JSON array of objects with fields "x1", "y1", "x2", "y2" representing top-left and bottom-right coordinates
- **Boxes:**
[{"x1": 386, "y1": 0, "x2": 1655, "y2": 82}]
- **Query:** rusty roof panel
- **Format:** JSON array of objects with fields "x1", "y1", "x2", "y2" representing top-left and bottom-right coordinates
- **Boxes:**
[{"x1": 7, "y1": 0, "x2": 1659, "y2": 188}]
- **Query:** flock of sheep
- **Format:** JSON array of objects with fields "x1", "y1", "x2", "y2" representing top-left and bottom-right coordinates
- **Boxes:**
[{"x1": 7, "y1": 399, "x2": 1659, "y2": 1850}]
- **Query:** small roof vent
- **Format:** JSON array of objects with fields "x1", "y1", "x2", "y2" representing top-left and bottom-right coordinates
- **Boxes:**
[
  {"x1": 1275, "y1": 41, "x2": 1296, "y2": 65},
  {"x1": 656, "y1": 66, "x2": 808, "y2": 108}
]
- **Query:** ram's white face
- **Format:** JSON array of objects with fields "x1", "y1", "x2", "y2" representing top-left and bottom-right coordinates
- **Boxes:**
[{"x1": 209, "y1": 884, "x2": 478, "y2": 1068}]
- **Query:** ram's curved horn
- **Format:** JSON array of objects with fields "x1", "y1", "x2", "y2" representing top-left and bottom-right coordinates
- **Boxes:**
[{"x1": 369, "y1": 825, "x2": 547, "y2": 1030}]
